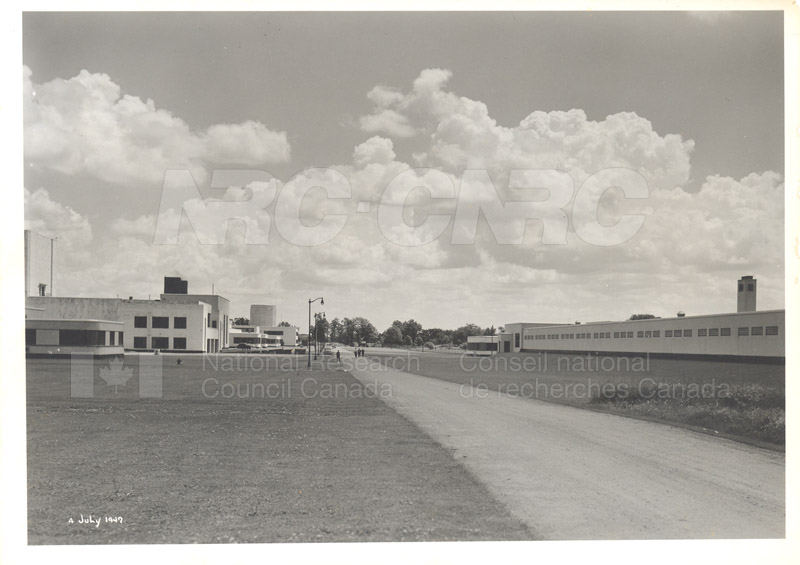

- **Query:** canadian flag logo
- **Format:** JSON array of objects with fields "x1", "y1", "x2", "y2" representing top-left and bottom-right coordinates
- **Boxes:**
[{"x1": 70, "y1": 354, "x2": 162, "y2": 398}]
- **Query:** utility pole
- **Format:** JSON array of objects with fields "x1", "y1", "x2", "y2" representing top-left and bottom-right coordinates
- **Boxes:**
[{"x1": 49, "y1": 236, "x2": 56, "y2": 297}]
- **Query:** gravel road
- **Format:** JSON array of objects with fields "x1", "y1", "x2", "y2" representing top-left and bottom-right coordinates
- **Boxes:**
[{"x1": 351, "y1": 361, "x2": 785, "y2": 540}]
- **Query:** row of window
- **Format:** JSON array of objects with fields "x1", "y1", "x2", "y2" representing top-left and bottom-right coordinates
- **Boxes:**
[
  {"x1": 26, "y1": 329, "x2": 124, "y2": 347},
  {"x1": 133, "y1": 336, "x2": 187, "y2": 350},
  {"x1": 525, "y1": 326, "x2": 780, "y2": 341},
  {"x1": 134, "y1": 316, "x2": 188, "y2": 329},
  {"x1": 467, "y1": 342, "x2": 499, "y2": 351}
]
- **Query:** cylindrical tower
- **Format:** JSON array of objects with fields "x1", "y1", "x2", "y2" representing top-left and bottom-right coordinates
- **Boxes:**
[{"x1": 250, "y1": 304, "x2": 277, "y2": 327}]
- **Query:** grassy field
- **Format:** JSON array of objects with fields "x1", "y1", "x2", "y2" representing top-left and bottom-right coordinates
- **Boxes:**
[
  {"x1": 26, "y1": 354, "x2": 533, "y2": 544},
  {"x1": 367, "y1": 350, "x2": 785, "y2": 447}
]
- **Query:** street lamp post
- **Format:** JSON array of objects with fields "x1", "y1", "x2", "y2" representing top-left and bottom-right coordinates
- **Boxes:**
[{"x1": 307, "y1": 297, "x2": 324, "y2": 368}]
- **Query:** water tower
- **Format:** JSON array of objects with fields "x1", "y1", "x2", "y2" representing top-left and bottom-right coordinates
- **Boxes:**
[{"x1": 251, "y1": 304, "x2": 277, "y2": 327}]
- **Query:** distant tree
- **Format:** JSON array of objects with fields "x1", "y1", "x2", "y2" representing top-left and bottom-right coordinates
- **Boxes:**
[
  {"x1": 382, "y1": 326, "x2": 403, "y2": 347},
  {"x1": 233, "y1": 317, "x2": 249, "y2": 326},
  {"x1": 401, "y1": 319, "x2": 423, "y2": 344},
  {"x1": 312, "y1": 316, "x2": 330, "y2": 344},
  {"x1": 353, "y1": 317, "x2": 378, "y2": 343},
  {"x1": 421, "y1": 327, "x2": 453, "y2": 345},
  {"x1": 329, "y1": 317, "x2": 343, "y2": 343},
  {"x1": 452, "y1": 323, "x2": 483, "y2": 345},
  {"x1": 483, "y1": 325, "x2": 496, "y2": 336},
  {"x1": 629, "y1": 314, "x2": 659, "y2": 320},
  {"x1": 278, "y1": 321, "x2": 292, "y2": 327}
]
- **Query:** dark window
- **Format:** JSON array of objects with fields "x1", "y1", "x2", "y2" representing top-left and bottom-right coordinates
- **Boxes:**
[
  {"x1": 174, "y1": 316, "x2": 187, "y2": 329},
  {"x1": 152, "y1": 316, "x2": 169, "y2": 329},
  {"x1": 212, "y1": 320, "x2": 218, "y2": 329},
  {"x1": 653, "y1": 330, "x2": 660, "y2": 338},
  {"x1": 747, "y1": 283, "x2": 754, "y2": 291},
  {"x1": 765, "y1": 326, "x2": 779, "y2": 336},
  {"x1": 721, "y1": 328, "x2": 731, "y2": 336},
  {"x1": 134, "y1": 316, "x2": 147, "y2": 328},
  {"x1": 709, "y1": 328, "x2": 719, "y2": 336},
  {"x1": 698, "y1": 329, "x2": 707, "y2": 337},
  {"x1": 644, "y1": 330, "x2": 652, "y2": 338},
  {"x1": 109, "y1": 331, "x2": 115, "y2": 346},
  {"x1": 606, "y1": 332, "x2": 612, "y2": 338},
  {"x1": 665, "y1": 330, "x2": 673, "y2": 337},
  {"x1": 118, "y1": 331, "x2": 124, "y2": 345},
  {"x1": 26, "y1": 328, "x2": 36, "y2": 345},
  {"x1": 59, "y1": 330, "x2": 105, "y2": 346},
  {"x1": 152, "y1": 336, "x2": 169, "y2": 349},
  {"x1": 738, "y1": 283, "x2": 744, "y2": 292},
  {"x1": 58, "y1": 330, "x2": 86, "y2": 345},
  {"x1": 627, "y1": 331, "x2": 634, "y2": 338},
  {"x1": 133, "y1": 336, "x2": 147, "y2": 349},
  {"x1": 637, "y1": 331, "x2": 644, "y2": 338},
  {"x1": 684, "y1": 329, "x2": 692, "y2": 337},
  {"x1": 173, "y1": 337, "x2": 187, "y2": 349},
  {"x1": 674, "y1": 330, "x2": 682, "y2": 337},
  {"x1": 613, "y1": 332, "x2": 620, "y2": 338},
  {"x1": 751, "y1": 326, "x2": 763, "y2": 336},
  {"x1": 738, "y1": 327, "x2": 750, "y2": 337}
]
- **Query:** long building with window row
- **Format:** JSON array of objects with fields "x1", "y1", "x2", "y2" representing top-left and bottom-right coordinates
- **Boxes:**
[{"x1": 499, "y1": 276, "x2": 784, "y2": 361}]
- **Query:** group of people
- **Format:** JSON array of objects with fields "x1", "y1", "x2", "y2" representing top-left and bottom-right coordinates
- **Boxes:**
[{"x1": 333, "y1": 347, "x2": 367, "y2": 362}]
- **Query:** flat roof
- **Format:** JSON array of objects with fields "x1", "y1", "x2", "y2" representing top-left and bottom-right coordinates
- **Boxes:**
[{"x1": 517, "y1": 309, "x2": 785, "y2": 330}]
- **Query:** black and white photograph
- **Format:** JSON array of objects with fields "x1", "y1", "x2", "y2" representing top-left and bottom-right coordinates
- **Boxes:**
[{"x1": 1, "y1": 2, "x2": 797, "y2": 563}]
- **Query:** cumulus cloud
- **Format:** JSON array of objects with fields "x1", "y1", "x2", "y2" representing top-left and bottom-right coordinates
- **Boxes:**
[
  {"x1": 24, "y1": 187, "x2": 92, "y2": 247},
  {"x1": 24, "y1": 187, "x2": 94, "y2": 273},
  {"x1": 359, "y1": 109, "x2": 417, "y2": 138},
  {"x1": 23, "y1": 66, "x2": 291, "y2": 185},
  {"x1": 24, "y1": 66, "x2": 783, "y2": 326},
  {"x1": 353, "y1": 136, "x2": 396, "y2": 168}
]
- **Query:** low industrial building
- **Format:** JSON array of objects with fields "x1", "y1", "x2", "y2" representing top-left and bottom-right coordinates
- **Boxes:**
[
  {"x1": 229, "y1": 322, "x2": 299, "y2": 350},
  {"x1": 501, "y1": 276, "x2": 784, "y2": 361},
  {"x1": 466, "y1": 335, "x2": 501, "y2": 356},
  {"x1": 25, "y1": 318, "x2": 125, "y2": 357},
  {"x1": 25, "y1": 277, "x2": 230, "y2": 353}
]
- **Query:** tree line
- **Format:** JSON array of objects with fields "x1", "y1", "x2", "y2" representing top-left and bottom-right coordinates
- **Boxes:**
[{"x1": 312, "y1": 317, "x2": 500, "y2": 348}]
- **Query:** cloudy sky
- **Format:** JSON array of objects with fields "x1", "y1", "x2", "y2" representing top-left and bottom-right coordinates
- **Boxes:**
[{"x1": 22, "y1": 11, "x2": 785, "y2": 330}]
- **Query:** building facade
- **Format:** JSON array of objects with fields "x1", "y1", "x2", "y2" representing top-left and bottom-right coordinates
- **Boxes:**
[
  {"x1": 26, "y1": 292, "x2": 229, "y2": 353},
  {"x1": 119, "y1": 299, "x2": 211, "y2": 352},
  {"x1": 25, "y1": 318, "x2": 125, "y2": 357},
  {"x1": 501, "y1": 275, "x2": 784, "y2": 360},
  {"x1": 466, "y1": 335, "x2": 500, "y2": 355},
  {"x1": 229, "y1": 324, "x2": 299, "y2": 349},
  {"x1": 518, "y1": 309, "x2": 784, "y2": 359}
]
